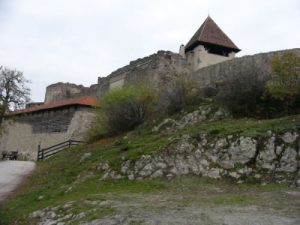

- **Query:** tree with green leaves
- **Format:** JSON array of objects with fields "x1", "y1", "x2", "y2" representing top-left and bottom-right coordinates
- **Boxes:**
[
  {"x1": 88, "y1": 83, "x2": 156, "y2": 139},
  {"x1": 0, "y1": 66, "x2": 30, "y2": 125},
  {"x1": 266, "y1": 52, "x2": 300, "y2": 113}
]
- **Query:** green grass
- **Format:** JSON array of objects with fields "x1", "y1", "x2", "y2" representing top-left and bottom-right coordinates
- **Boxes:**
[
  {"x1": 0, "y1": 113, "x2": 298, "y2": 224},
  {"x1": 184, "y1": 114, "x2": 300, "y2": 138}
]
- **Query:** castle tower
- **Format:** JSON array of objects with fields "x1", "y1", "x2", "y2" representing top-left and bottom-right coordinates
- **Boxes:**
[{"x1": 183, "y1": 16, "x2": 240, "y2": 71}]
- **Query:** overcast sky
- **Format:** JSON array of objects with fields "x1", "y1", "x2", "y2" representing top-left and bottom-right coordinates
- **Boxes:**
[{"x1": 0, "y1": 0, "x2": 299, "y2": 102}]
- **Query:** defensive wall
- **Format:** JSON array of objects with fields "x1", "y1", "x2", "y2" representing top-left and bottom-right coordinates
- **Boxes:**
[
  {"x1": 45, "y1": 51, "x2": 190, "y2": 103},
  {"x1": 44, "y1": 48, "x2": 300, "y2": 104},
  {"x1": 190, "y1": 48, "x2": 300, "y2": 89},
  {"x1": 0, "y1": 98, "x2": 96, "y2": 160}
]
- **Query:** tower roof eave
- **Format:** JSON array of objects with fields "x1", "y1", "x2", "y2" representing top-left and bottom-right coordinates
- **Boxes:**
[{"x1": 185, "y1": 16, "x2": 240, "y2": 53}]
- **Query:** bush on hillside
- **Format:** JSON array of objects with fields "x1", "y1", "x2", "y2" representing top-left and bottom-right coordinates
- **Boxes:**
[
  {"x1": 214, "y1": 53, "x2": 300, "y2": 118},
  {"x1": 157, "y1": 76, "x2": 203, "y2": 115},
  {"x1": 215, "y1": 67, "x2": 269, "y2": 117},
  {"x1": 88, "y1": 84, "x2": 156, "y2": 139},
  {"x1": 266, "y1": 52, "x2": 300, "y2": 115}
]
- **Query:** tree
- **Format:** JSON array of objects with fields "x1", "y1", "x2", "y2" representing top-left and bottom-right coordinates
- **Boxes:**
[
  {"x1": 88, "y1": 83, "x2": 156, "y2": 139},
  {"x1": 266, "y1": 52, "x2": 300, "y2": 113},
  {"x1": 215, "y1": 66, "x2": 269, "y2": 117},
  {"x1": 0, "y1": 66, "x2": 30, "y2": 124}
]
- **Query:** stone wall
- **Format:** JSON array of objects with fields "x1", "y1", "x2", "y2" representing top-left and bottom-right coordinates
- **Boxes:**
[
  {"x1": 44, "y1": 48, "x2": 300, "y2": 104},
  {"x1": 44, "y1": 51, "x2": 190, "y2": 103},
  {"x1": 190, "y1": 48, "x2": 300, "y2": 89},
  {"x1": 0, "y1": 106, "x2": 95, "y2": 160},
  {"x1": 107, "y1": 50, "x2": 190, "y2": 89}
]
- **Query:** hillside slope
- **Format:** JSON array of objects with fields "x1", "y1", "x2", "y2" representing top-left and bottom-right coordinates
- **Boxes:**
[{"x1": 0, "y1": 107, "x2": 300, "y2": 225}]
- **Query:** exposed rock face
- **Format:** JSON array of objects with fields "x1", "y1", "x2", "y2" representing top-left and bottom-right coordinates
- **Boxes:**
[
  {"x1": 152, "y1": 105, "x2": 229, "y2": 132},
  {"x1": 98, "y1": 131, "x2": 300, "y2": 185}
]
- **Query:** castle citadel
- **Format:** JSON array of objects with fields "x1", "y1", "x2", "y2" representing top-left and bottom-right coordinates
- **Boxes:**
[
  {"x1": 0, "y1": 16, "x2": 299, "y2": 160},
  {"x1": 44, "y1": 16, "x2": 240, "y2": 103}
]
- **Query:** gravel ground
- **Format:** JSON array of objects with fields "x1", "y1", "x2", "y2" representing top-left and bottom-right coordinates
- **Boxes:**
[
  {"x1": 86, "y1": 190, "x2": 300, "y2": 225},
  {"x1": 31, "y1": 180, "x2": 300, "y2": 225}
]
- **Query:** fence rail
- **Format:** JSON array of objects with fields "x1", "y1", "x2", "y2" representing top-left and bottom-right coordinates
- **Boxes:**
[{"x1": 37, "y1": 139, "x2": 84, "y2": 161}]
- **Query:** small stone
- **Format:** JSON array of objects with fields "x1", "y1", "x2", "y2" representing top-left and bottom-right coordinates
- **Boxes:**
[
  {"x1": 29, "y1": 210, "x2": 45, "y2": 219},
  {"x1": 37, "y1": 195, "x2": 44, "y2": 200},
  {"x1": 152, "y1": 118, "x2": 179, "y2": 132},
  {"x1": 267, "y1": 130, "x2": 272, "y2": 136},
  {"x1": 166, "y1": 173, "x2": 174, "y2": 179},
  {"x1": 74, "y1": 212, "x2": 86, "y2": 220},
  {"x1": 80, "y1": 152, "x2": 91, "y2": 162},
  {"x1": 62, "y1": 214, "x2": 73, "y2": 220},
  {"x1": 98, "y1": 200, "x2": 113, "y2": 207},
  {"x1": 281, "y1": 132, "x2": 298, "y2": 143},
  {"x1": 65, "y1": 186, "x2": 73, "y2": 193},
  {"x1": 47, "y1": 211, "x2": 57, "y2": 219},
  {"x1": 62, "y1": 203, "x2": 73, "y2": 210},
  {"x1": 227, "y1": 135, "x2": 233, "y2": 140},
  {"x1": 151, "y1": 169, "x2": 164, "y2": 178},
  {"x1": 207, "y1": 168, "x2": 221, "y2": 179},
  {"x1": 128, "y1": 174, "x2": 135, "y2": 180},
  {"x1": 229, "y1": 172, "x2": 240, "y2": 179},
  {"x1": 254, "y1": 174, "x2": 261, "y2": 179},
  {"x1": 155, "y1": 162, "x2": 167, "y2": 169}
]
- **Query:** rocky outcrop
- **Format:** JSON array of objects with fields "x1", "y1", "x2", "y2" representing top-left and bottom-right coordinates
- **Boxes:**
[
  {"x1": 28, "y1": 200, "x2": 114, "y2": 225},
  {"x1": 152, "y1": 104, "x2": 229, "y2": 132},
  {"x1": 98, "y1": 131, "x2": 300, "y2": 185}
]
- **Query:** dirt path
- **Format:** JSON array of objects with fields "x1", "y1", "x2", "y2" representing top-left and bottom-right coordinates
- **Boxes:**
[
  {"x1": 85, "y1": 190, "x2": 300, "y2": 225},
  {"x1": 0, "y1": 161, "x2": 35, "y2": 203},
  {"x1": 29, "y1": 177, "x2": 300, "y2": 225}
]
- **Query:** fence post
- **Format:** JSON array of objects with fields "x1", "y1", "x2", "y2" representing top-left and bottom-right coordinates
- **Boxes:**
[
  {"x1": 68, "y1": 139, "x2": 71, "y2": 148},
  {"x1": 37, "y1": 144, "x2": 41, "y2": 161}
]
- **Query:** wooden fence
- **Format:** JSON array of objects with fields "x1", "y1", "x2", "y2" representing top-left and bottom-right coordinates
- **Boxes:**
[{"x1": 37, "y1": 139, "x2": 84, "y2": 161}]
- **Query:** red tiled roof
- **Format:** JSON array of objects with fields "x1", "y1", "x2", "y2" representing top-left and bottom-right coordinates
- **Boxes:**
[
  {"x1": 10, "y1": 96, "x2": 97, "y2": 115},
  {"x1": 185, "y1": 16, "x2": 240, "y2": 52}
]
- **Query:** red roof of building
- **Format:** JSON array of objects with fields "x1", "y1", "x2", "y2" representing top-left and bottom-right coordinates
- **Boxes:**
[
  {"x1": 10, "y1": 96, "x2": 97, "y2": 115},
  {"x1": 185, "y1": 16, "x2": 240, "y2": 53}
]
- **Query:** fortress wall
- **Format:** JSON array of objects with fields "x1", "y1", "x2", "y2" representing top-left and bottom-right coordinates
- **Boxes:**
[
  {"x1": 44, "y1": 48, "x2": 300, "y2": 105},
  {"x1": 0, "y1": 107, "x2": 95, "y2": 161},
  {"x1": 44, "y1": 51, "x2": 190, "y2": 103},
  {"x1": 109, "y1": 51, "x2": 190, "y2": 88},
  {"x1": 190, "y1": 48, "x2": 300, "y2": 89}
]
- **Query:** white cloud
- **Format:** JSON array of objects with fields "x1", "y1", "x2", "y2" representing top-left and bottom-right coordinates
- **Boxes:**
[{"x1": 0, "y1": 0, "x2": 299, "y2": 101}]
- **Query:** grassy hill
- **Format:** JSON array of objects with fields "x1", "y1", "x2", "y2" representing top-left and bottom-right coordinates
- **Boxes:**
[{"x1": 0, "y1": 112, "x2": 300, "y2": 225}]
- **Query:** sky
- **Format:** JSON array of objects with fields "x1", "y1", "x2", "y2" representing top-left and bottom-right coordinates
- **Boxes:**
[{"x1": 0, "y1": 0, "x2": 299, "y2": 102}]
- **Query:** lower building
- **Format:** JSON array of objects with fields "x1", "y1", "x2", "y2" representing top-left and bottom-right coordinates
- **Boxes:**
[{"x1": 0, "y1": 96, "x2": 96, "y2": 160}]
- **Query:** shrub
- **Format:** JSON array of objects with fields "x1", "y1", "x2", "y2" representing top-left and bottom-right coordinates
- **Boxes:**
[
  {"x1": 157, "y1": 76, "x2": 203, "y2": 115},
  {"x1": 266, "y1": 52, "x2": 300, "y2": 115},
  {"x1": 215, "y1": 67, "x2": 269, "y2": 117},
  {"x1": 88, "y1": 84, "x2": 156, "y2": 138}
]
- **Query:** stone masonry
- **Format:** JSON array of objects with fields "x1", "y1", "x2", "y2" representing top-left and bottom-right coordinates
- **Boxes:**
[
  {"x1": 0, "y1": 106, "x2": 95, "y2": 160},
  {"x1": 44, "y1": 48, "x2": 300, "y2": 104}
]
